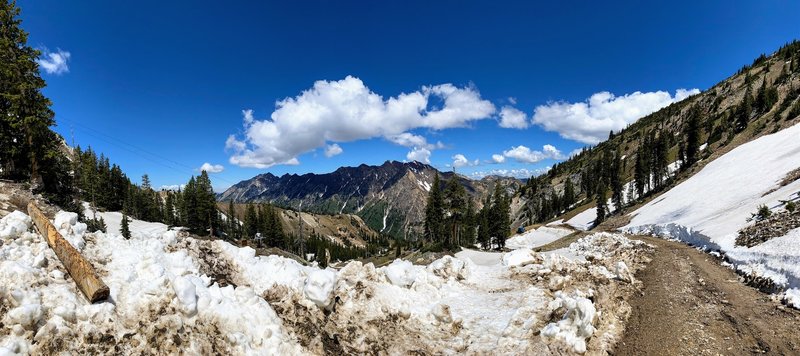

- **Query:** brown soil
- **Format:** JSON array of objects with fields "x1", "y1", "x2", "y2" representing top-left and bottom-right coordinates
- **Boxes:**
[{"x1": 615, "y1": 236, "x2": 800, "y2": 356}]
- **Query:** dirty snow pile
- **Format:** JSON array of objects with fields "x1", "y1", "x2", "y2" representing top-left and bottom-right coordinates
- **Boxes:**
[
  {"x1": 262, "y1": 232, "x2": 653, "y2": 355},
  {"x1": 506, "y1": 226, "x2": 573, "y2": 250},
  {"x1": 623, "y1": 122, "x2": 800, "y2": 308},
  {"x1": 0, "y1": 209, "x2": 322, "y2": 355},
  {"x1": 2, "y1": 205, "x2": 653, "y2": 355}
]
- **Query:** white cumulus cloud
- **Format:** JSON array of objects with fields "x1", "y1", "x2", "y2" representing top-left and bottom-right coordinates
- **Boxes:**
[
  {"x1": 501, "y1": 144, "x2": 565, "y2": 164},
  {"x1": 532, "y1": 89, "x2": 699, "y2": 144},
  {"x1": 498, "y1": 106, "x2": 529, "y2": 129},
  {"x1": 324, "y1": 143, "x2": 343, "y2": 157},
  {"x1": 226, "y1": 76, "x2": 496, "y2": 168},
  {"x1": 491, "y1": 154, "x2": 506, "y2": 164},
  {"x1": 199, "y1": 162, "x2": 225, "y2": 173},
  {"x1": 452, "y1": 154, "x2": 479, "y2": 168},
  {"x1": 36, "y1": 48, "x2": 71, "y2": 75},
  {"x1": 407, "y1": 147, "x2": 432, "y2": 164},
  {"x1": 468, "y1": 167, "x2": 550, "y2": 180}
]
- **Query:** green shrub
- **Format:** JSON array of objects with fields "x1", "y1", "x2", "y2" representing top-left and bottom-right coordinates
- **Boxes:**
[{"x1": 754, "y1": 205, "x2": 772, "y2": 221}]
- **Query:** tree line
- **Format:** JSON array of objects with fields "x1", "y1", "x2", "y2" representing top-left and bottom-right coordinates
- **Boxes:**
[
  {"x1": 423, "y1": 174, "x2": 511, "y2": 250},
  {"x1": 72, "y1": 146, "x2": 221, "y2": 237}
]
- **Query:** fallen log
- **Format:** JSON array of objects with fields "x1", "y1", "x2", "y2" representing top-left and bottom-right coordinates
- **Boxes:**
[{"x1": 28, "y1": 202, "x2": 110, "y2": 303}]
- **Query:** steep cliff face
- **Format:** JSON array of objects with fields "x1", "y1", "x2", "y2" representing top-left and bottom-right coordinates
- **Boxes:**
[{"x1": 219, "y1": 161, "x2": 521, "y2": 238}]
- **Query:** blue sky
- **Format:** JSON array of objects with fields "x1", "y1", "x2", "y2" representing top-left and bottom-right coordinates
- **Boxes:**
[{"x1": 19, "y1": 1, "x2": 800, "y2": 191}]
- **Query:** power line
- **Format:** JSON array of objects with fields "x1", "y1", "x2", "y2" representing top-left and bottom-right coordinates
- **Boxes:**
[
  {"x1": 60, "y1": 117, "x2": 197, "y2": 171},
  {"x1": 59, "y1": 117, "x2": 239, "y2": 186}
]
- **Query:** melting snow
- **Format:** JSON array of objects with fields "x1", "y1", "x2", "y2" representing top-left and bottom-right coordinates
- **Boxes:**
[
  {"x1": 624, "y1": 122, "x2": 800, "y2": 304},
  {"x1": 1, "y1": 203, "x2": 651, "y2": 354},
  {"x1": 506, "y1": 226, "x2": 573, "y2": 250}
]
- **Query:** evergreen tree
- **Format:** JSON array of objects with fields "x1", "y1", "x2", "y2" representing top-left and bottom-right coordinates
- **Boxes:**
[
  {"x1": 0, "y1": 1, "x2": 78, "y2": 206},
  {"x1": 490, "y1": 184, "x2": 511, "y2": 249},
  {"x1": 563, "y1": 178, "x2": 575, "y2": 210},
  {"x1": 735, "y1": 83, "x2": 753, "y2": 132},
  {"x1": 684, "y1": 110, "x2": 701, "y2": 170},
  {"x1": 226, "y1": 200, "x2": 237, "y2": 239},
  {"x1": 141, "y1": 174, "x2": 151, "y2": 190},
  {"x1": 594, "y1": 181, "x2": 608, "y2": 228},
  {"x1": 244, "y1": 203, "x2": 258, "y2": 240},
  {"x1": 610, "y1": 150, "x2": 624, "y2": 212},
  {"x1": 265, "y1": 205, "x2": 284, "y2": 248},
  {"x1": 463, "y1": 199, "x2": 476, "y2": 246},
  {"x1": 194, "y1": 171, "x2": 219, "y2": 236},
  {"x1": 183, "y1": 177, "x2": 199, "y2": 231},
  {"x1": 650, "y1": 133, "x2": 669, "y2": 190},
  {"x1": 164, "y1": 191, "x2": 175, "y2": 226},
  {"x1": 121, "y1": 214, "x2": 131, "y2": 239},
  {"x1": 423, "y1": 174, "x2": 445, "y2": 243},
  {"x1": 477, "y1": 196, "x2": 491, "y2": 249},
  {"x1": 444, "y1": 177, "x2": 468, "y2": 248},
  {"x1": 634, "y1": 145, "x2": 647, "y2": 198},
  {"x1": 755, "y1": 77, "x2": 768, "y2": 112}
]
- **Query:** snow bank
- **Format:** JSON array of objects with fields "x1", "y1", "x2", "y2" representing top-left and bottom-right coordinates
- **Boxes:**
[
  {"x1": 427, "y1": 255, "x2": 471, "y2": 280},
  {"x1": 502, "y1": 249, "x2": 540, "y2": 267},
  {"x1": 623, "y1": 123, "x2": 800, "y2": 300},
  {"x1": 2, "y1": 203, "x2": 654, "y2": 354},
  {"x1": 0, "y1": 211, "x2": 31, "y2": 239},
  {"x1": 566, "y1": 208, "x2": 597, "y2": 231},
  {"x1": 54, "y1": 211, "x2": 87, "y2": 250},
  {"x1": 383, "y1": 259, "x2": 419, "y2": 287},
  {"x1": 1, "y1": 209, "x2": 307, "y2": 354},
  {"x1": 506, "y1": 226, "x2": 573, "y2": 250},
  {"x1": 785, "y1": 288, "x2": 800, "y2": 308},
  {"x1": 541, "y1": 291, "x2": 597, "y2": 354},
  {"x1": 304, "y1": 269, "x2": 336, "y2": 307}
]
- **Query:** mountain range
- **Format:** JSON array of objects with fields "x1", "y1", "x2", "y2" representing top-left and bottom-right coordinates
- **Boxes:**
[{"x1": 219, "y1": 160, "x2": 521, "y2": 238}]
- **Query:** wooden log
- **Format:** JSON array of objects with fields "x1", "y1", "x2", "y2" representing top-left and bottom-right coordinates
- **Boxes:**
[{"x1": 28, "y1": 202, "x2": 110, "y2": 303}]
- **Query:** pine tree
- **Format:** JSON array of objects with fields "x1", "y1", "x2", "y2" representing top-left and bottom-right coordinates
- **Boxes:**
[
  {"x1": 490, "y1": 184, "x2": 510, "y2": 250},
  {"x1": 594, "y1": 181, "x2": 608, "y2": 228},
  {"x1": 444, "y1": 177, "x2": 468, "y2": 248},
  {"x1": 652, "y1": 134, "x2": 669, "y2": 190},
  {"x1": 194, "y1": 171, "x2": 219, "y2": 236},
  {"x1": 634, "y1": 145, "x2": 647, "y2": 198},
  {"x1": 684, "y1": 110, "x2": 701, "y2": 169},
  {"x1": 477, "y1": 196, "x2": 491, "y2": 249},
  {"x1": 164, "y1": 191, "x2": 175, "y2": 226},
  {"x1": 610, "y1": 150, "x2": 624, "y2": 212},
  {"x1": 423, "y1": 174, "x2": 445, "y2": 243},
  {"x1": 755, "y1": 77, "x2": 768, "y2": 113},
  {"x1": 0, "y1": 1, "x2": 77, "y2": 205},
  {"x1": 244, "y1": 203, "x2": 257, "y2": 240},
  {"x1": 463, "y1": 199, "x2": 476, "y2": 246},
  {"x1": 226, "y1": 200, "x2": 237, "y2": 239},
  {"x1": 735, "y1": 83, "x2": 753, "y2": 132},
  {"x1": 563, "y1": 178, "x2": 575, "y2": 209},
  {"x1": 183, "y1": 177, "x2": 199, "y2": 231},
  {"x1": 121, "y1": 214, "x2": 131, "y2": 239}
]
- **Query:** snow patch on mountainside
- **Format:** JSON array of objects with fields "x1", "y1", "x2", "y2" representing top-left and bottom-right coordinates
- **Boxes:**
[{"x1": 624, "y1": 122, "x2": 800, "y2": 306}]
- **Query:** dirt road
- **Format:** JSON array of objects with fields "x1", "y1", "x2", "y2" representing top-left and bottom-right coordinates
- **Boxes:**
[{"x1": 615, "y1": 236, "x2": 800, "y2": 355}]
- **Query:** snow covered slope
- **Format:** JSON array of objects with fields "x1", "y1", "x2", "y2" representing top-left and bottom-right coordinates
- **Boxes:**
[
  {"x1": 506, "y1": 226, "x2": 573, "y2": 249},
  {"x1": 1, "y1": 207, "x2": 653, "y2": 354},
  {"x1": 566, "y1": 208, "x2": 598, "y2": 231},
  {"x1": 624, "y1": 122, "x2": 800, "y2": 306}
]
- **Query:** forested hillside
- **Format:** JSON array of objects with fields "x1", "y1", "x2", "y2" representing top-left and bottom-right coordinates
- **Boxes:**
[{"x1": 516, "y1": 41, "x2": 800, "y2": 228}]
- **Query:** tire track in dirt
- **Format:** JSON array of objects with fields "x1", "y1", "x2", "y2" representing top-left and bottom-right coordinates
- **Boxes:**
[{"x1": 615, "y1": 236, "x2": 800, "y2": 355}]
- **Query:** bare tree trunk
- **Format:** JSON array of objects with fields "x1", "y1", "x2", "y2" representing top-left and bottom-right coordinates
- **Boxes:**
[{"x1": 28, "y1": 202, "x2": 109, "y2": 303}]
